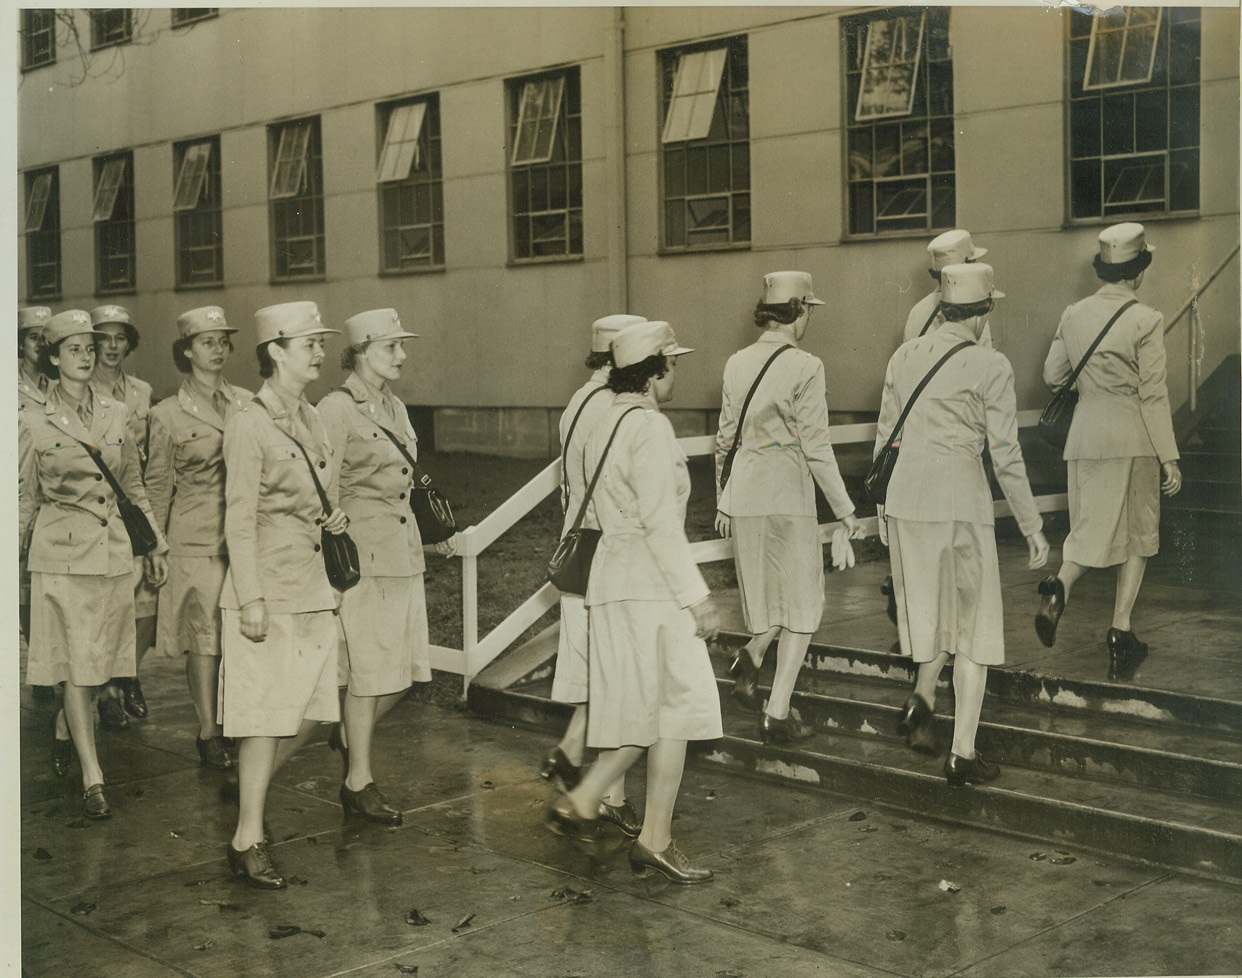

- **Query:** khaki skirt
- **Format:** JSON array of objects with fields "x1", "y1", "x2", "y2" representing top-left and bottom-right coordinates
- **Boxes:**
[
  {"x1": 586, "y1": 599, "x2": 723, "y2": 749},
  {"x1": 337, "y1": 575, "x2": 431, "y2": 696},
  {"x1": 156, "y1": 555, "x2": 227, "y2": 658},
  {"x1": 218, "y1": 609, "x2": 339, "y2": 738},
  {"x1": 888, "y1": 518, "x2": 1004, "y2": 666},
  {"x1": 1065, "y1": 456, "x2": 1160, "y2": 568},
  {"x1": 551, "y1": 594, "x2": 589, "y2": 704},
  {"x1": 733, "y1": 514, "x2": 825, "y2": 634},
  {"x1": 26, "y1": 570, "x2": 137, "y2": 686}
]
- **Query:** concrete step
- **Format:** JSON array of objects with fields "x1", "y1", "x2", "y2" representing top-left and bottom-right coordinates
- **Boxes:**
[{"x1": 1178, "y1": 448, "x2": 1241, "y2": 483}]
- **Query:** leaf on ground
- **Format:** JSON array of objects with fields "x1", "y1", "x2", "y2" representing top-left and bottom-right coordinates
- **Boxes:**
[
  {"x1": 451, "y1": 913, "x2": 476, "y2": 932},
  {"x1": 848, "y1": 810, "x2": 867, "y2": 821},
  {"x1": 719, "y1": 896, "x2": 741, "y2": 908},
  {"x1": 1049, "y1": 856, "x2": 1077, "y2": 865},
  {"x1": 269, "y1": 924, "x2": 302, "y2": 940},
  {"x1": 1029, "y1": 851, "x2": 1047, "y2": 861},
  {"x1": 394, "y1": 965, "x2": 419, "y2": 975},
  {"x1": 198, "y1": 899, "x2": 237, "y2": 910},
  {"x1": 937, "y1": 879, "x2": 961, "y2": 894},
  {"x1": 480, "y1": 780, "x2": 495, "y2": 790},
  {"x1": 405, "y1": 908, "x2": 432, "y2": 926},
  {"x1": 192, "y1": 940, "x2": 215, "y2": 952},
  {"x1": 990, "y1": 905, "x2": 1007, "y2": 915},
  {"x1": 886, "y1": 930, "x2": 907, "y2": 942},
  {"x1": 706, "y1": 789, "x2": 717, "y2": 800},
  {"x1": 550, "y1": 887, "x2": 594, "y2": 904},
  {"x1": 70, "y1": 902, "x2": 96, "y2": 915}
]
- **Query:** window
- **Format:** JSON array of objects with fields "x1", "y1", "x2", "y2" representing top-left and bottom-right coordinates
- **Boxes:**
[
  {"x1": 377, "y1": 96, "x2": 445, "y2": 272},
  {"x1": 1068, "y1": 6, "x2": 1200, "y2": 220},
  {"x1": 660, "y1": 36, "x2": 750, "y2": 250},
  {"x1": 844, "y1": 8, "x2": 954, "y2": 236},
  {"x1": 174, "y1": 137, "x2": 223, "y2": 288},
  {"x1": 171, "y1": 9, "x2": 218, "y2": 28},
  {"x1": 93, "y1": 152, "x2": 135, "y2": 295},
  {"x1": 507, "y1": 68, "x2": 582, "y2": 261},
  {"x1": 267, "y1": 117, "x2": 325, "y2": 280},
  {"x1": 21, "y1": 10, "x2": 56, "y2": 70},
  {"x1": 25, "y1": 168, "x2": 61, "y2": 300},
  {"x1": 90, "y1": 9, "x2": 132, "y2": 50}
]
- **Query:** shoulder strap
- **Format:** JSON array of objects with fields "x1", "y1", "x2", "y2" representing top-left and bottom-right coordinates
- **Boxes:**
[
  {"x1": 560, "y1": 384, "x2": 609, "y2": 505},
  {"x1": 881, "y1": 340, "x2": 975, "y2": 452},
  {"x1": 729, "y1": 344, "x2": 793, "y2": 455},
  {"x1": 70, "y1": 437, "x2": 133, "y2": 506},
  {"x1": 1061, "y1": 299, "x2": 1138, "y2": 391},
  {"x1": 918, "y1": 302, "x2": 941, "y2": 338},
  {"x1": 252, "y1": 396, "x2": 332, "y2": 515},
  {"x1": 373, "y1": 421, "x2": 436, "y2": 490},
  {"x1": 566, "y1": 406, "x2": 641, "y2": 535}
]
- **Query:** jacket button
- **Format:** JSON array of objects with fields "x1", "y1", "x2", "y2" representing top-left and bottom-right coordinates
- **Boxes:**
[
  {"x1": 318, "y1": 461, "x2": 326, "y2": 469},
  {"x1": 97, "y1": 497, "x2": 105, "y2": 504},
  {"x1": 401, "y1": 468, "x2": 409, "y2": 475},
  {"x1": 313, "y1": 544, "x2": 321, "y2": 553},
  {"x1": 399, "y1": 492, "x2": 406, "y2": 500},
  {"x1": 399, "y1": 516, "x2": 407, "y2": 524},
  {"x1": 95, "y1": 474, "x2": 103, "y2": 481},
  {"x1": 100, "y1": 519, "x2": 108, "y2": 527}
]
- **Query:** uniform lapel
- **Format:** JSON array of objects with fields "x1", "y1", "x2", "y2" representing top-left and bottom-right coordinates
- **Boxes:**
[
  {"x1": 179, "y1": 379, "x2": 226, "y2": 433},
  {"x1": 44, "y1": 387, "x2": 96, "y2": 445}
]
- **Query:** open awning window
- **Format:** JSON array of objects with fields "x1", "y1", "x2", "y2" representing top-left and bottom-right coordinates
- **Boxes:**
[
  {"x1": 25, "y1": 172, "x2": 52, "y2": 232},
  {"x1": 270, "y1": 122, "x2": 312, "y2": 199},
  {"x1": 377, "y1": 102, "x2": 428, "y2": 183},
  {"x1": 173, "y1": 141, "x2": 212, "y2": 211},
  {"x1": 512, "y1": 76, "x2": 565, "y2": 166},
  {"x1": 92, "y1": 158, "x2": 127, "y2": 222},
  {"x1": 661, "y1": 47, "x2": 727, "y2": 144},
  {"x1": 854, "y1": 12, "x2": 926, "y2": 122},
  {"x1": 1083, "y1": 7, "x2": 1162, "y2": 90}
]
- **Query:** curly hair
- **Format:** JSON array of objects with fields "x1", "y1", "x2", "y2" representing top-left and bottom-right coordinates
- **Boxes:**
[
  {"x1": 753, "y1": 297, "x2": 805, "y2": 329},
  {"x1": 38, "y1": 336, "x2": 87, "y2": 380},
  {"x1": 19, "y1": 327, "x2": 42, "y2": 358},
  {"x1": 607, "y1": 354, "x2": 668, "y2": 394},
  {"x1": 341, "y1": 345, "x2": 362, "y2": 372},
  {"x1": 940, "y1": 298, "x2": 994, "y2": 323},
  {"x1": 94, "y1": 321, "x2": 140, "y2": 353},
  {"x1": 172, "y1": 335, "x2": 234, "y2": 374},
  {"x1": 584, "y1": 351, "x2": 613, "y2": 370},
  {"x1": 1093, "y1": 249, "x2": 1152, "y2": 283}
]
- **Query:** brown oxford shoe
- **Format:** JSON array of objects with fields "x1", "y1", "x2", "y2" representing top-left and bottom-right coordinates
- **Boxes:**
[
  {"x1": 729, "y1": 649, "x2": 763, "y2": 712},
  {"x1": 83, "y1": 783, "x2": 111, "y2": 820},
  {"x1": 117, "y1": 677, "x2": 148, "y2": 719},
  {"x1": 538, "y1": 747, "x2": 581, "y2": 793},
  {"x1": 896, "y1": 693, "x2": 939, "y2": 755},
  {"x1": 598, "y1": 798, "x2": 642, "y2": 838},
  {"x1": 97, "y1": 695, "x2": 129, "y2": 731},
  {"x1": 227, "y1": 842, "x2": 286, "y2": 890},
  {"x1": 628, "y1": 839, "x2": 713, "y2": 884},
  {"x1": 1035, "y1": 576, "x2": 1067, "y2": 648},
  {"x1": 1107, "y1": 628, "x2": 1149, "y2": 682},
  {"x1": 759, "y1": 709, "x2": 814, "y2": 745},
  {"x1": 196, "y1": 735, "x2": 234, "y2": 771},
  {"x1": 545, "y1": 799, "x2": 599, "y2": 844},
  {"x1": 340, "y1": 782, "x2": 403, "y2": 825}
]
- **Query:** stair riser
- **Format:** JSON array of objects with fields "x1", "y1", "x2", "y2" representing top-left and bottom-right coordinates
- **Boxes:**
[
  {"x1": 1178, "y1": 453, "x2": 1241, "y2": 482},
  {"x1": 701, "y1": 738, "x2": 1242, "y2": 883}
]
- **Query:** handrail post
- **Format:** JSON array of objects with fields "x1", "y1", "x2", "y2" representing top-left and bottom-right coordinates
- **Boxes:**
[
  {"x1": 461, "y1": 530, "x2": 479, "y2": 696},
  {"x1": 1189, "y1": 301, "x2": 1201, "y2": 415}
]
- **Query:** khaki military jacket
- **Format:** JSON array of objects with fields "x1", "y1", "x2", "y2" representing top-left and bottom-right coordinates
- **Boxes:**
[
  {"x1": 18, "y1": 365, "x2": 49, "y2": 412},
  {"x1": 145, "y1": 377, "x2": 252, "y2": 557},
  {"x1": 904, "y1": 289, "x2": 993, "y2": 347},
  {"x1": 219, "y1": 382, "x2": 338, "y2": 613},
  {"x1": 317, "y1": 373, "x2": 426, "y2": 578},
  {"x1": 716, "y1": 331, "x2": 855, "y2": 520},
  {"x1": 1043, "y1": 283, "x2": 1178, "y2": 464},
  {"x1": 877, "y1": 320, "x2": 1042, "y2": 536},
  {"x1": 19, "y1": 384, "x2": 167, "y2": 576},
  {"x1": 558, "y1": 370, "x2": 616, "y2": 538},
  {"x1": 91, "y1": 369, "x2": 152, "y2": 465},
  {"x1": 586, "y1": 392, "x2": 709, "y2": 610}
]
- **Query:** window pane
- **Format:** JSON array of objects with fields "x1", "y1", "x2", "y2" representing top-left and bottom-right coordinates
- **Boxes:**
[
  {"x1": 665, "y1": 201, "x2": 686, "y2": 247},
  {"x1": 708, "y1": 144, "x2": 730, "y2": 193},
  {"x1": 686, "y1": 147, "x2": 708, "y2": 196},
  {"x1": 664, "y1": 147, "x2": 685, "y2": 197},
  {"x1": 377, "y1": 102, "x2": 427, "y2": 183},
  {"x1": 687, "y1": 196, "x2": 729, "y2": 232},
  {"x1": 873, "y1": 124, "x2": 902, "y2": 177},
  {"x1": 876, "y1": 178, "x2": 927, "y2": 230},
  {"x1": 1103, "y1": 153, "x2": 1166, "y2": 212},
  {"x1": 848, "y1": 129, "x2": 873, "y2": 181},
  {"x1": 731, "y1": 145, "x2": 750, "y2": 189},
  {"x1": 512, "y1": 76, "x2": 564, "y2": 166},
  {"x1": 173, "y1": 142, "x2": 212, "y2": 211},
  {"x1": 25, "y1": 173, "x2": 52, "y2": 232},
  {"x1": 731, "y1": 194, "x2": 750, "y2": 243},
  {"x1": 1070, "y1": 99, "x2": 1101, "y2": 158},
  {"x1": 93, "y1": 158, "x2": 127, "y2": 222},
  {"x1": 930, "y1": 176, "x2": 955, "y2": 229},
  {"x1": 1168, "y1": 85, "x2": 1199, "y2": 149},
  {"x1": 1101, "y1": 93, "x2": 1134, "y2": 155},
  {"x1": 929, "y1": 120, "x2": 955, "y2": 172},
  {"x1": 1169, "y1": 147, "x2": 1199, "y2": 211},
  {"x1": 662, "y1": 48, "x2": 727, "y2": 143},
  {"x1": 900, "y1": 121, "x2": 928, "y2": 176},
  {"x1": 855, "y1": 12, "x2": 925, "y2": 121},
  {"x1": 1168, "y1": 20, "x2": 1201, "y2": 86},
  {"x1": 1134, "y1": 90, "x2": 1168, "y2": 153},
  {"x1": 849, "y1": 183, "x2": 874, "y2": 235}
]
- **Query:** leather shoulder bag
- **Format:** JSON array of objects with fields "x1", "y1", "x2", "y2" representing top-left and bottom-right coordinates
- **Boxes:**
[
  {"x1": 72, "y1": 437, "x2": 159, "y2": 556},
  {"x1": 547, "y1": 406, "x2": 640, "y2": 597},
  {"x1": 371, "y1": 417, "x2": 457, "y2": 546},
  {"x1": 559, "y1": 384, "x2": 609, "y2": 512},
  {"x1": 866, "y1": 340, "x2": 975, "y2": 505},
  {"x1": 255, "y1": 398, "x2": 361, "y2": 592},
  {"x1": 1037, "y1": 299, "x2": 1137, "y2": 451},
  {"x1": 719, "y1": 344, "x2": 793, "y2": 492}
]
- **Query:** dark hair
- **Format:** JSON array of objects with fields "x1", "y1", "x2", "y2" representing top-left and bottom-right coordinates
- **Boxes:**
[
  {"x1": 172, "y1": 334, "x2": 233, "y2": 374},
  {"x1": 607, "y1": 354, "x2": 669, "y2": 394},
  {"x1": 928, "y1": 268, "x2": 943, "y2": 282},
  {"x1": 256, "y1": 338, "x2": 290, "y2": 379},
  {"x1": 1093, "y1": 249, "x2": 1152, "y2": 283},
  {"x1": 19, "y1": 328, "x2": 42, "y2": 358},
  {"x1": 341, "y1": 345, "x2": 363, "y2": 371},
  {"x1": 584, "y1": 351, "x2": 613, "y2": 370},
  {"x1": 940, "y1": 298, "x2": 994, "y2": 323},
  {"x1": 94, "y1": 321, "x2": 140, "y2": 353},
  {"x1": 754, "y1": 297, "x2": 805, "y2": 329},
  {"x1": 38, "y1": 337, "x2": 75, "y2": 380}
]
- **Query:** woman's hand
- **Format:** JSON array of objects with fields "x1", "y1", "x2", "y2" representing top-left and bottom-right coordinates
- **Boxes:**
[
  {"x1": 1026, "y1": 530, "x2": 1050, "y2": 570},
  {"x1": 688, "y1": 595, "x2": 721, "y2": 642},
  {"x1": 1161, "y1": 461, "x2": 1182, "y2": 497},
  {"x1": 842, "y1": 513, "x2": 866, "y2": 540},
  {"x1": 435, "y1": 536, "x2": 457, "y2": 557},
  {"x1": 322, "y1": 508, "x2": 350, "y2": 535},
  {"x1": 144, "y1": 553, "x2": 169, "y2": 589},
  {"x1": 714, "y1": 511, "x2": 732, "y2": 539},
  {"x1": 876, "y1": 505, "x2": 889, "y2": 548},
  {"x1": 240, "y1": 598, "x2": 269, "y2": 643},
  {"x1": 831, "y1": 527, "x2": 856, "y2": 570}
]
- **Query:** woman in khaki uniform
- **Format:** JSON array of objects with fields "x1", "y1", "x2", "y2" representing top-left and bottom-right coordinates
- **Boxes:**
[
  {"x1": 715, "y1": 272, "x2": 864, "y2": 744},
  {"x1": 18, "y1": 306, "x2": 52, "y2": 669},
  {"x1": 876, "y1": 265, "x2": 1048, "y2": 785},
  {"x1": 219, "y1": 301, "x2": 349, "y2": 889},
  {"x1": 1036, "y1": 223, "x2": 1181, "y2": 681},
  {"x1": 145, "y1": 306, "x2": 251, "y2": 771},
  {"x1": 90, "y1": 304, "x2": 155, "y2": 729},
  {"x1": 20, "y1": 310, "x2": 168, "y2": 819},
  {"x1": 550, "y1": 321, "x2": 722, "y2": 885},
  {"x1": 318, "y1": 308, "x2": 448, "y2": 825}
]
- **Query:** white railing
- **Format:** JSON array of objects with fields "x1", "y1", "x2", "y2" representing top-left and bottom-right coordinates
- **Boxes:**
[
  {"x1": 1164, "y1": 243, "x2": 1239, "y2": 416},
  {"x1": 430, "y1": 409, "x2": 1066, "y2": 691}
]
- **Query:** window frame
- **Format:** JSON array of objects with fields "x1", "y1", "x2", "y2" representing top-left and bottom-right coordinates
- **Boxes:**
[
  {"x1": 174, "y1": 136, "x2": 224, "y2": 290},
  {"x1": 267, "y1": 117, "x2": 326, "y2": 282},
  {"x1": 25, "y1": 167, "x2": 61, "y2": 302},
  {"x1": 505, "y1": 66, "x2": 584, "y2": 264},
  {"x1": 842, "y1": 7, "x2": 956, "y2": 240},
  {"x1": 92, "y1": 151, "x2": 136, "y2": 296},
  {"x1": 171, "y1": 9, "x2": 219, "y2": 28},
  {"x1": 511, "y1": 76, "x2": 566, "y2": 166},
  {"x1": 90, "y1": 9, "x2": 133, "y2": 51},
  {"x1": 1065, "y1": 6, "x2": 1201, "y2": 224},
  {"x1": 21, "y1": 9, "x2": 56, "y2": 71},
  {"x1": 658, "y1": 35, "x2": 751, "y2": 254},
  {"x1": 377, "y1": 94, "x2": 445, "y2": 275},
  {"x1": 1083, "y1": 7, "x2": 1162, "y2": 91}
]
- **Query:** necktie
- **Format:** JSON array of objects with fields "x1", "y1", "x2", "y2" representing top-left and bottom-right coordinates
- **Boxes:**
[{"x1": 213, "y1": 390, "x2": 229, "y2": 418}]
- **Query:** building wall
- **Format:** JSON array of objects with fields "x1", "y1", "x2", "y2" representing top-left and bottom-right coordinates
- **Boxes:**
[{"x1": 18, "y1": 6, "x2": 1240, "y2": 456}]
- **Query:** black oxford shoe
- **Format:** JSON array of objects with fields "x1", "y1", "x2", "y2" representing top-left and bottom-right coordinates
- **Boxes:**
[
  {"x1": 896, "y1": 693, "x2": 939, "y2": 755},
  {"x1": 759, "y1": 709, "x2": 814, "y2": 745},
  {"x1": 97, "y1": 696, "x2": 129, "y2": 731},
  {"x1": 944, "y1": 751, "x2": 1000, "y2": 787},
  {"x1": 1107, "y1": 628, "x2": 1149, "y2": 682},
  {"x1": 340, "y1": 782, "x2": 403, "y2": 825},
  {"x1": 117, "y1": 677, "x2": 148, "y2": 719},
  {"x1": 729, "y1": 649, "x2": 763, "y2": 712},
  {"x1": 83, "y1": 783, "x2": 111, "y2": 820},
  {"x1": 881, "y1": 575, "x2": 899, "y2": 626},
  {"x1": 538, "y1": 747, "x2": 581, "y2": 793},
  {"x1": 197, "y1": 735, "x2": 234, "y2": 771},
  {"x1": 628, "y1": 839, "x2": 713, "y2": 884},
  {"x1": 228, "y1": 842, "x2": 286, "y2": 890},
  {"x1": 1034, "y1": 576, "x2": 1066, "y2": 647},
  {"x1": 545, "y1": 799, "x2": 599, "y2": 844},
  {"x1": 598, "y1": 798, "x2": 642, "y2": 838}
]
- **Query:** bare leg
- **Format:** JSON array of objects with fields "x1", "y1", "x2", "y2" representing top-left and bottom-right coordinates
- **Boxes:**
[
  {"x1": 949, "y1": 657, "x2": 988, "y2": 758},
  {"x1": 745, "y1": 626, "x2": 780, "y2": 669},
  {"x1": 271, "y1": 719, "x2": 320, "y2": 777},
  {"x1": 765, "y1": 630, "x2": 812, "y2": 718},
  {"x1": 134, "y1": 616, "x2": 156, "y2": 670},
  {"x1": 63, "y1": 684, "x2": 103, "y2": 790},
  {"x1": 343, "y1": 689, "x2": 406, "y2": 791},
  {"x1": 914, "y1": 652, "x2": 950, "y2": 707},
  {"x1": 565, "y1": 746, "x2": 642, "y2": 818},
  {"x1": 1056, "y1": 560, "x2": 1087, "y2": 600},
  {"x1": 556, "y1": 704, "x2": 588, "y2": 767},
  {"x1": 600, "y1": 774, "x2": 629, "y2": 806},
  {"x1": 232, "y1": 719, "x2": 319, "y2": 850},
  {"x1": 1112, "y1": 555, "x2": 1148, "y2": 631},
  {"x1": 187, "y1": 654, "x2": 223, "y2": 739},
  {"x1": 636, "y1": 738, "x2": 687, "y2": 854}
]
